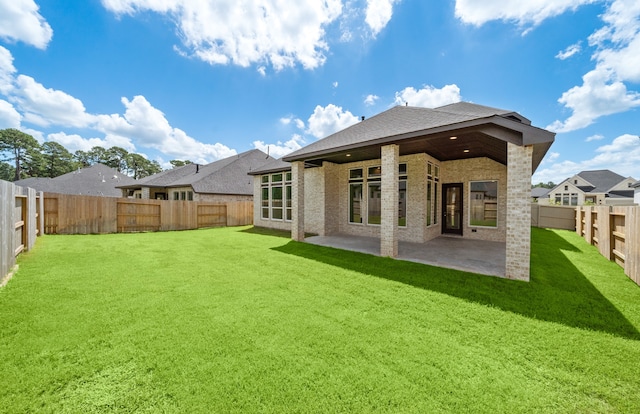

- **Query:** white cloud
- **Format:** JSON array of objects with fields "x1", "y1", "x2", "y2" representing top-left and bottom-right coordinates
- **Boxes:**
[
  {"x1": 306, "y1": 104, "x2": 359, "y2": 139},
  {"x1": 586, "y1": 134, "x2": 604, "y2": 142},
  {"x1": 454, "y1": 0, "x2": 596, "y2": 30},
  {"x1": 94, "y1": 95, "x2": 237, "y2": 163},
  {"x1": 102, "y1": 0, "x2": 343, "y2": 70},
  {"x1": 550, "y1": 0, "x2": 640, "y2": 132},
  {"x1": 364, "y1": 94, "x2": 379, "y2": 106},
  {"x1": 393, "y1": 84, "x2": 461, "y2": 108},
  {"x1": 365, "y1": 0, "x2": 400, "y2": 36},
  {"x1": 333, "y1": 81, "x2": 339, "y2": 88},
  {"x1": 0, "y1": 0, "x2": 53, "y2": 49},
  {"x1": 253, "y1": 134, "x2": 305, "y2": 158},
  {"x1": 12, "y1": 75, "x2": 95, "y2": 128},
  {"x1": 47, "y1": 131, "x2": 136, "y2": 153},
  {"x1": 0, "y1": 46, "x2": 16, "y2": 94},
  {"x1": 532, "y1": 134, "x2": 640, "y2": 183},
  {"x1": 547, "y1": 67, "x2": 640, "y2": 132},
  {"x1": 0, "y1": 99, "x2": 20, "y2": 128},
  {"x1": 556, "y1": 42, "x2": 581, "y2": 60}
]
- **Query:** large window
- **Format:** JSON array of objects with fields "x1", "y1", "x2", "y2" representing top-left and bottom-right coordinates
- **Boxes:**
[
  {"x1": 349, "y1": 164, "x2": 407, "y2": 226},
  {"x1": 260, "y1": 172, "x2": 292, "y2": 221},
  {"x1": 469, "y1": 181, "x2": 498, "y2": 227}
]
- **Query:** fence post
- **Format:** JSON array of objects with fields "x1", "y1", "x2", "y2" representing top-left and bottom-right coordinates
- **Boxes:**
[{"x1": 38, "y1": 191, "x2": 44, "y2": 235}]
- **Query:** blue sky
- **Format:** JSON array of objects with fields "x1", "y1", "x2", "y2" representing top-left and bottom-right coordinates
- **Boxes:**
[{"x1": 0, "y1": 0, "x2": 638, "y2": 184}]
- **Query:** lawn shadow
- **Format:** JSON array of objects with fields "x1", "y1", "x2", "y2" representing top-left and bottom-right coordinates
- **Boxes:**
[
  {"x1": 272, "y1": 228, "x2": 640, "y2": 340},
  {"x1": 240, "y1": 226, "x2": 291, "y2": 238}
]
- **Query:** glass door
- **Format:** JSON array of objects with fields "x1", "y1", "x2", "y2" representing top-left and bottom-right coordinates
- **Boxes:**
[{"x1": 442, "y1": 183, "x2": 463, "y2": 235}]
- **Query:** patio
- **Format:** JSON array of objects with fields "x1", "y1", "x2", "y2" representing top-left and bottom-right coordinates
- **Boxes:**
[{"x1": 305, "y1": 234, "x2": 506, "y2": 277}]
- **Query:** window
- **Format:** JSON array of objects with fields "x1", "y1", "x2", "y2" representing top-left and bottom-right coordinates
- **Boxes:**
[
  {"x1": 349, "y1": 184, "x2": 363, "y2": 223},
  {"x1": 187, "y1": 191, "x2": 193, "y2": 201},
  {"x1": 426, "y1": 162, "x2": 439, "y2": 226},
  {"x1": 260, "y1": 172, "x2": 291, "y2": 221},
  {"x1": 469, "y1": 181, "x2": 497, "y2": 227},
  {"x1": 173, "y1": 192, "x2": 179, "y2": 200},
  {"x1": 367, "y1": 182, "x2": 382, "y2": 225},
  {"x1": 261, "y1": 187, "x2": 269, "y2": 219},
  {"x1": 349, "y1": 168, "x2": 363, "y2": 224},
  {"x1": 180, "y1": 191, "x2": 186, "y2": 200},
  {"x1": 555, "y1": 192, "x2": 578, "y2": 206},
  {"x1": 349, "y1": 165, "x2": 407, "y2": 226}
]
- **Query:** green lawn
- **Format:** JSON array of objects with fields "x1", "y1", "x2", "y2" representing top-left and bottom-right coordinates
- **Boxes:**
[{"x1": 1, "y1": 226, "x2": 640, "y2": 413}]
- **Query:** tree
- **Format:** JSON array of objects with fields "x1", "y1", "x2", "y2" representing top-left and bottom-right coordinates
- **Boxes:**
[
  {"x1": 87, "y1": 146, "x2": 109, "y2": 165},
  {"x1": 74, "y1": 150, "x2": 92, "y2": 167},
  {"x1": 532, "y1": 181, "x2": 556, "y2": 189},
  {"x1": 0, "y1": 162, "x2": 15, "y2": 181},
  {"x1": 126, "y1": 153, "x2": 161, "y2": 179},
  {"x1": 0, "y1": 128, "x2": 41, "y2": 181},
  {"x1": 106, "y1": 146, "x2": 129, "y2": 172},
  {"x1": 41, "y1": 141, "x2": 76, "y2": 178},
  {"x1": 170, "y1": 159, "x2": 192, "y2": 168}
]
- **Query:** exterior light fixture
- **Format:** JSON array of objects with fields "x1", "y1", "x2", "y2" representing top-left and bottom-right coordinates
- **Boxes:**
[
  {"x1": 346, "y1": 153, "x2": 351, "y2": 157},
  {"x1": 449, "y1": 136, "x2": 457, "y2": 140},
  {"x1": 463, "y1": 149, "x2": 470, "y2": 153}
]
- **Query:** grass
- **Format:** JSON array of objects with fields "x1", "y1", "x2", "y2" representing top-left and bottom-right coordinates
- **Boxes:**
[{"x1": 1, "y1": 226, "x2": 640, "y2": 413}]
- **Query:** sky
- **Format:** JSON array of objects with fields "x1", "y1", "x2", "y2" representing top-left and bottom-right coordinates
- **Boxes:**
[{"x1": 0, "y1": 0, "x2": 639, "y2": 184}]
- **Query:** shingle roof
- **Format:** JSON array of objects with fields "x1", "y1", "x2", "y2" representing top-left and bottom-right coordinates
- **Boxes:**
[
  {"x1": 119, "y1": 149, "x2": 274, "y2": 195},
  {"x1": 577, "y1": 170, "x2": 627, "y2": 193},
  {"x1": 531, "y1": 187, "x2": 550, "y2": 198},
  {"x1": 282, "y1": 102, "x2": 551, "y2": 163},
  {"x1": 248, "y1": 157, "x2": 292, "y2": 175},
  {"x1": 14, "y1": 164, "x2": 135, "y2": 197},
  {"x1": 632, "y1": 180, "x2": 640, "y2": 188}
]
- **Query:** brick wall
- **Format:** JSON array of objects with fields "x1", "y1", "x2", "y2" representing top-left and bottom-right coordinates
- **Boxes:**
[{"x1": 506, "y1": 143, "x2": 533, "y2": 281}]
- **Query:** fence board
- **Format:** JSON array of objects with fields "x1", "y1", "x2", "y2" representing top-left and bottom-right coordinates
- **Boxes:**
[
  {"x1": 1, "y1": 180, "x2": 15, "y2": 281},
  {"x1": 577, "y1": 205, "x2": 640, "y2": 287}
]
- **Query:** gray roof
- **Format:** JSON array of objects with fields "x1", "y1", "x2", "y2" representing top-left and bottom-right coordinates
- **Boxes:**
[
  {"x1": 248, "y1": 157, "x2": 292, "y2": 175},
  {"x1": 632, "y1": 180, "x2": 640, "y2": 188},
  {"x1": 531, "y1": 187, "x2": 550, "y2": 198},
  {"x1": 14, "y1": 164, "x2": 135, "y2": 197},
  {"x1": 119, "y1": 149, "x2": 274, "y2": 195},
  {"x1": 576, "y1": 170, "x2": 628, "y2": 193},
  {"x1": 282, "y1": 102, "x2": 554, "y2": 170}
]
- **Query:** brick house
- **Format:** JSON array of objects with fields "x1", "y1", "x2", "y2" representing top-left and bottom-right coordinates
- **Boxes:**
[
  {"x1": 118, "y1": 149, "x2": 274, "y2": 202},
  {"x1": 250, "y1": 102, "x2": 555, "y2": 281},
  {"x1": 547, "y1": 170, "x2": 637, "y2": 206}
]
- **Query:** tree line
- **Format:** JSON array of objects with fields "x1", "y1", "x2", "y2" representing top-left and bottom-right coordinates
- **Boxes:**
[{"x1": 0, "y1": 128, "x2": 191, "y2": 182}]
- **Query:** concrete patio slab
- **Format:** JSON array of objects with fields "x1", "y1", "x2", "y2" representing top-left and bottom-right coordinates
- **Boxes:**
[{"x1": 305, "y1": 234, "x2": 506, "y2": 277}]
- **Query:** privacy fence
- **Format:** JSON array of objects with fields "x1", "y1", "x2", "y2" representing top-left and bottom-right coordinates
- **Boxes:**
[
  {"x1": 42, "y1": 193, "x2": 253, "y2": 234},
  {"x1": 577, "y1": 206, "x2": 640, "y2": 286},
  {"x1": 531, "y1": 204, "x2": 576, "y2": 230},
  {"x1": 1, "y1": 180, "x2": 42, "y2": 285}
]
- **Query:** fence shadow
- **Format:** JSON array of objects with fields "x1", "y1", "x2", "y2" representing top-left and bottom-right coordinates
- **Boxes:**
[{"x1": 272, "y1": 228, "x2": 640, "y2": 340}]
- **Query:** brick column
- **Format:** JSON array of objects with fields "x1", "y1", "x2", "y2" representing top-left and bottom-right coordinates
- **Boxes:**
[
  {"x1": 291, "y1": 161, "x2": 305, "y2": 241},
  {"x1": 381, "y1": 144, "x2": 399, "y2": 257},
  {"x1": 141, "y1": 187, "x2": 150, "y2": 199},
  {"x1": 506, "y1": 143, "x2": 533, "y2": 281}
]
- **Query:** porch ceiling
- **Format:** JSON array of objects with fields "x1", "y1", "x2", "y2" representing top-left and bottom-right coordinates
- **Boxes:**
[{"x1": 304, "y1": 129, "x2": 510, "y2": 167}]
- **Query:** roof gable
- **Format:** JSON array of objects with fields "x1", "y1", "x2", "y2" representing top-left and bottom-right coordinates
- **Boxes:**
[{"x1": 577, "y1": 170, "x2": 627, "y2": 193}]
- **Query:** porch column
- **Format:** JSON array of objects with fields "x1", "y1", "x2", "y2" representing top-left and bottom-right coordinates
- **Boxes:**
[
  {"x1": 381, "y1": 144, "x2": 399, "y2": 257},
  {"x1": 291, "y1": 161, "x2": 305, "y2": 241},
  {"x1": 506, "y1": 143, "x2": 533, "y2": 281}
]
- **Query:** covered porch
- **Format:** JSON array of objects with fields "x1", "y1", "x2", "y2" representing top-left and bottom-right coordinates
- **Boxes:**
[{"x1": 305, "y1": 234, "x2": 506, "y2": 278}]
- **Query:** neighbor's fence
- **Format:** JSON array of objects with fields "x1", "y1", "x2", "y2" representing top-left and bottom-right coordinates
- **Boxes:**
[
  {"x1": 531, "y1": 204, "x2": 576, "y2": 230},
  {"x1": 1, "y1": 180, "x2": 43, "y2": 284},
  {"x1": 43, "y1": 193, "x2": 253, "y2": 234},
  {"x1": 577, "y1": 206, "x2": 640, "y2": 286}
]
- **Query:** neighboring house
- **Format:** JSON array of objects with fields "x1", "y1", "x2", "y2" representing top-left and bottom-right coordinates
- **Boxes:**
[
  {"x1": 531, "y1": 187, "x2": 550, "y2": 203},
  {"x1": 633, "y1": 180, "x2": 640, "y2": 205},
  {"x1": 548, "y1": 170, "x2": 637, "y2": 206},
  {"x1": 249, "y1": 102, "x2": 555, "y2": 281},
  {"x1": 118, "y1": 149, "x2": 274, "y2": 202},
  {"x1": 14, "y1": 163, "x2": 135, "y2": 197}
]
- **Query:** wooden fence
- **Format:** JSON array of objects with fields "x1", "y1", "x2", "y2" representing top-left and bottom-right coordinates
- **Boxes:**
[
  {"x1": 43, "y1": 193, "x2": 253, "y2": 235},
  {"x1": 531, "y1": 204, "x2": 576, "y2": 230},
  {"x1": 1, "y1": 180, "x2": 43, "y2": 285},
  {"x1": 577, "y1": 206, "x2": 640, "y2": 286}
]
